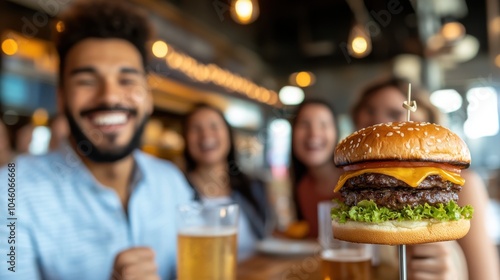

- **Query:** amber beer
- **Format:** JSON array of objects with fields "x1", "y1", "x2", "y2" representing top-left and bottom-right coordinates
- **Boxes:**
[
  {"x1": 321, "y1": 248, "x2": 372, "y2": 280},
  {"x1": 177, "y1": 226, "x2": 237, "y2": 280}
]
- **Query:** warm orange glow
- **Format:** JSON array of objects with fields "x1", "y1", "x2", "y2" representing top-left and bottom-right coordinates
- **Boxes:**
[
  {"x1": 152, "y1": 40, "x2": 169, "y2": 58},
  {"x1": 491, "y1": 17, "x2": 500, "y2": 34},
  {"x1": 268, "y1": 93, "x2": 278, "y2": 105},
  {"x1": 260, "y1": 90, "x2": 271, "y2": 102},
  {"x1": 495, "y1": 54, "x2": 500, "y2": 68},
  {"x1": 441, "y1": 22, "x2": 465, "y2": 41},
  {"x1": 56, "y1": 21, "x2": 65, "y2": 33},
  {"x1": 1, "y1": 39, "x2": 18, "y2": 56},
  {"x1": 236, "y1": 0, "x2": 253, "y2": 22},
  {"x1": 347, "y1": 24, "x2": 372, "y2": 58},
  {"x1": 163, "y1": 46, "x2": 277, "y2": 106},
  {"x1": 230, "y1": 0, "x2": 259, "y2": 25},
  {"x1": 295, "y1": 71, "x2": 315, "y2": 87},
  {"x1": 352, "y1": 36, "x2": 368, "y2": 54},
  {"x1": 32, "y1": 108, "x2": 49, "y2": 126}
]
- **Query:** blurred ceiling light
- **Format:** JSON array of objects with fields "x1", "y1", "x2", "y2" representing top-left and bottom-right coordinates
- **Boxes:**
[
  {"x1": 1, "y1": 38, "x2": 18, "y2": 56},
  {"x1": 495, "y1": 54, "x2": 500, "y2": 68},
  {"x1": 430, "y1": 89, "x2": 463, "y2": 113},
  {"x1": 450, "y1": 35, "x2": 479, "y2": 62},
  {"x1": 441, "y1": 22, "x2": 465, "y2": 41},
  {"x1": 348, "y1": 25, "x2": 372, "y2": 58},
  {"x1": 295, "y1": 72, "x2": 310, "y2": 87},
  {"x1": 464, "y1": 87, "x2": 499, "y2": 139},
  {"x1": 260, "y1": 90, "x2": 271, "y2": 103},
  {"x1": 352, "y1": 37, "x2": 368, "y2": 54},
  {"x1": 32, "y1": 108, "x2": 49, "y2": 126},
  {"x1": 279, "y1": 86, "x2": 304, "y2": 105},
  {"x1": 29, "y1": 126, "x2": 51, "y2": 155},
  {"x1": 270, "y1": 118, "x2": 291, "y2": 136},
  {"x1": 56, "y1": 21, "x2": 65, "y2": 33},
  {"x1": 225, "y1": 102, "x2": 262, "y2": 129},
  {"x1": 432, "y1": 0, "x2": 468, "y2": 18},
  {"x1": 163, "y1": 47, "x2": 278, "y2": 106},
  {"x1": 268, "y1": 92, "x2": 278, "y2": 105},
  {"x1": 435, "y1": 34, "x2": 479, "y2": 64},
  {"x1": 393, "y1": 55, "x2": 421, "y2": 84},
  {"x1": 490, "y1": 16, "x2": 500, "y2": 35},
  {"x1": 290, "y1": 71, "x2": 315, "y2": 88},
  {"x1": 230, "y1": 0, "x2": 259, "y2": 25},
  {"x1": 152, "y1": 40, "x2": 169, "y2": 58}
]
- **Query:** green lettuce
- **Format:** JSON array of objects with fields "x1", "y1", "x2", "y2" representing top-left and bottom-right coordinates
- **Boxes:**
[{"x1": 331, "y1": 200, "x2": 473, "y2": 224}]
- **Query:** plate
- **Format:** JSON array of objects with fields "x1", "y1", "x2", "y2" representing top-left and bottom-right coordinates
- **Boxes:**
[{"x1": 256, "y1": 238, "x2": 320, "y2": 256}]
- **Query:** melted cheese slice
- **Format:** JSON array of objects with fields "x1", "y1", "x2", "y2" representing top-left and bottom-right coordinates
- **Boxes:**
[{"x1": 334, "y1": 167, "x2": 464, "y2": 192}]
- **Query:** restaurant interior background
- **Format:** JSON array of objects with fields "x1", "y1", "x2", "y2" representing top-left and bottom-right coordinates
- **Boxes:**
[{"x1": 0, "y1": 0, "x2": 499, "y2": 247}]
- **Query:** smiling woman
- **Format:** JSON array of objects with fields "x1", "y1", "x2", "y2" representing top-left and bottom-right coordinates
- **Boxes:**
[
  {"x1": 290, "y1": 99, "x2": 343, "y2": 238},
  {"x1": 182, "y1": 103, "x2": 271, "y2": 261}
]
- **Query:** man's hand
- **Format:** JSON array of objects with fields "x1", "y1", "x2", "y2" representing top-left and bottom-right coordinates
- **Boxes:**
[
  {"x1": 407, "y1": 242, "x2": 456, "y2": 280},
  {"x1": 111, "y1": 247, "x2": 160, "y2": 280}
]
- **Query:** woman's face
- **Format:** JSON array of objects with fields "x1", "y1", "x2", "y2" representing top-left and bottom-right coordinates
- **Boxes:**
[
  {"x1": 293, "y1": 104, "x2": 337, "y2": 168},
  {"x1": 355, "y1": 86, "x2": 408, "y2": 129},
  {"x1": 186, "y1": 108, "x2": 231, "y2": 168}
]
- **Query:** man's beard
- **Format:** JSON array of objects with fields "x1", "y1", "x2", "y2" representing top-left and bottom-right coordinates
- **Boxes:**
[{"x1": 64, "y1": 108, "x2": 148, "y2": 163}]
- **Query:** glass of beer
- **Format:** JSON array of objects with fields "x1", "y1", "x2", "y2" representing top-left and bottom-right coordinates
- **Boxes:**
[
  {"x1": 176, "y1": 202, "x2": 239, "y2": 280},
  {"x1": 318, "y1": 201, "x2": 373, "y2": 280}
]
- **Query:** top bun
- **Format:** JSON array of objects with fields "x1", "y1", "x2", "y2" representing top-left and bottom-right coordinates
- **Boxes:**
[{"x1": 334, "y1": 122, "x2": 471, "y2": 168}]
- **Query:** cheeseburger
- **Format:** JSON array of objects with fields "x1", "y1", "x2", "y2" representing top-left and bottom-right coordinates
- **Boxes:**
[{"x1": 331, "y1": 121, "x2": 473, "y2": 245}]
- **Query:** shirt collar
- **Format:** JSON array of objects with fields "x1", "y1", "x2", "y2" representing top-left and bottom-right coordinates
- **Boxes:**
[{"x1": 54, "y1": 140, "x2": 147, "y2": 191}]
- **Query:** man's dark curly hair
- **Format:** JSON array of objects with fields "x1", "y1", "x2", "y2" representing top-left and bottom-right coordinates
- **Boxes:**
[{"x1": 55, "y1": 0, "x2": 153, "y2": 85}]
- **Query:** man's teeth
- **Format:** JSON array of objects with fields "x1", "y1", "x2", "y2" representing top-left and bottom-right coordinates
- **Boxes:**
[{"x1": 92, "y1": 113, "x2": 127, "y2": 126}]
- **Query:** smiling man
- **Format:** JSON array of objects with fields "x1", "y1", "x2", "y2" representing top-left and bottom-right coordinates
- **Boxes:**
[{"x1": 0, "y1": 1, "x2": 192, "y2": 279}]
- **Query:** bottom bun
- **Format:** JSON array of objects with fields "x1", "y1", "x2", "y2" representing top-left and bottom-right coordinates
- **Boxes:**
[{"x1": 332, "y1": 219, "x2": 470, "y2": 245}]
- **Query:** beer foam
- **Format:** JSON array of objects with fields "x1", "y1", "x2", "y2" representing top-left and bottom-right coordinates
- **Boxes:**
[
  {"x1": 321, "y1": 248, "x2": 371, "y2": 262},
  {"x1": 178, "y1": 226, "x2": 237, "y2": 237}
]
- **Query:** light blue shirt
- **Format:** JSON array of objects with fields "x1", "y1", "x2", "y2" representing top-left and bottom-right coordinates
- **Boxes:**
[{"x1": 0, "y1": 143, "x2": 193, "y2": 280}]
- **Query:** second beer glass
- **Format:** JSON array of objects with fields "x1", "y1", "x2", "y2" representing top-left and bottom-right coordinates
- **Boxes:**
[
  {"x1": 318, "y1": 201, "x2": 373, "y2": 280},
  {"x1": 177, "y1": 202, "x2": 239, "y2": 280}
]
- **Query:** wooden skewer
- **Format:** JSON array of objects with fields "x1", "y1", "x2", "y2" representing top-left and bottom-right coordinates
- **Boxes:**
[
  {"x1": 398, "y1": 82, "x2": 414, "y2": 280},
  {"x1": 407, "y1": 83, "x2": 411, "y2": 121},
  {"x1": 402, "y1": 83, "x2": 417, "y2": 122}
]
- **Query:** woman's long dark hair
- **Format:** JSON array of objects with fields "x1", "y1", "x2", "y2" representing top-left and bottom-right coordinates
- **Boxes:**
[
  {"x1": 290, "y1": 99, "x2": 339, "y2": 220},
  {"x1": 182, "y1": 103, "x2": 263, "y2": 216}
]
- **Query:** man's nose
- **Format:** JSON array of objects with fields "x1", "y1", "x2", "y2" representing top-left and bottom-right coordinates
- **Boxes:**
[{"x1": 99, "y1": 79, "x2": 123, "y2": 104}]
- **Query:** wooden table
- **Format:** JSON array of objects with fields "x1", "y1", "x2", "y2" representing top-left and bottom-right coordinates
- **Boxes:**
[{"x1": 238, "y1": 253, "x2": 398, "y2": 280}]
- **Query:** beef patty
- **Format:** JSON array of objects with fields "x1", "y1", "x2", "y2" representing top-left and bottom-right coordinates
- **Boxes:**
[{"x1": 340, "y1": 173, "x2": 461, "y2": 210}]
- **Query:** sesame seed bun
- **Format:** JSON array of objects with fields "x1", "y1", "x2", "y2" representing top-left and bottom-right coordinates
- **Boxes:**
[
  {"x1": 334, "y1": 121, "x2": 471, "y2": 168},
  {"x1": 332, "y1": 219, "x2": 470, "y2": 245}
]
